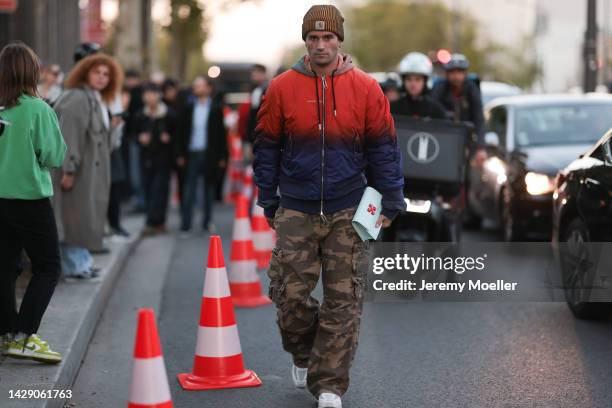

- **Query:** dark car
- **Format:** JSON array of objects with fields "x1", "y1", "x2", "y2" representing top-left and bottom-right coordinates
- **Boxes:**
[
  {"x1": 552, "y1": 131, "x2": 612, "y2": 319},
  {"x1": 467, "y1": 94, "x2": 612, "y2": 241}
]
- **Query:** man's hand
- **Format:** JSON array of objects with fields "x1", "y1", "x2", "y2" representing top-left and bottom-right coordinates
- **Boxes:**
[
  {"x1": 375, "y1": 214, "x2": 392, "y2": 228},
  {"x1": 61, "y1": 173, "x2": 75, "y2": 191},
  {"x1": 218, "y1": 159, "x2": 227, "y2": 168},
  {"x1": 160, "y1": 132, "x2": 171, "y2": 144},
  {"x1": 111, "y1": 116, "x2": 123, "y2": 128},
  {"x1": 139, "y1": 132, "x2": 151, "y2": 146},
  {"x1": 176, "y1": 156, "x2": 186, "y2": 168}
]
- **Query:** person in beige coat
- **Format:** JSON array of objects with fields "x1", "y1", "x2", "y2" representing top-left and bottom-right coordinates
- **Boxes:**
[{"x1": 53, "y1": 54, "x2": 123, "y2": 276}]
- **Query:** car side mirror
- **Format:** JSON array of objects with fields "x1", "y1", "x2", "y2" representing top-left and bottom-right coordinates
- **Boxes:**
[{"x1": 484, "y1": 131, "x2": 500, "y2": 147}]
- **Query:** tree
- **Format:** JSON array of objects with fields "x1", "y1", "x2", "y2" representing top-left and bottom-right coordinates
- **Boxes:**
[
  {"x1": 163, "y1": 0, "x2": 261, "y2": 81},
  {"x1": 345, "y1": 0, "x2": 540, "y2": 88},
  {"x1": 167, "y1": 0, "x2": 207, "y2": 81}
]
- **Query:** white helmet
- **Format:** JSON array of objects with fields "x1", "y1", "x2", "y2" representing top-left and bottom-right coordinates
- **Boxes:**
[{"x1": 398, "y1": 52, "x2": 433, "y2": 77}]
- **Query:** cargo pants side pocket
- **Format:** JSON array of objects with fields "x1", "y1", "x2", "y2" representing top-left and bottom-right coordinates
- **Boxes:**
[
  {"x1": 267, "y1": 248, "x2": 287, "y2": 305},
  {"x1": 350, "y1": 240, "x2": 369, "y2": 360}
]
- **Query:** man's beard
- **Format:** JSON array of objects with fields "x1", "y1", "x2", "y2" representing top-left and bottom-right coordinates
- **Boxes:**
[{"x1": 310, "y1": 52, "x2": 337, "y2": 68}]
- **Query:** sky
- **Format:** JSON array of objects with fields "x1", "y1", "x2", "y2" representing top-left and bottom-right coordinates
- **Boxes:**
[
  {"x1": 203, "y1": 0, "x2": 349, "y2": 68},
  {"x1": 98, "y1": 0, "x2": 612, "y2": 92},
  {"x1": 100, "y1": 0, "x2": 340, "y2": 69}
]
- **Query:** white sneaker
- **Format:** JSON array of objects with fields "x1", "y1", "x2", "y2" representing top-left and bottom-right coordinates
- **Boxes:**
[
  {"x1": 291, "y1": 364, "x2": 308, "y2": 388},
  {"x1": 318, "y1": 392, "x2": 342, "y2": 408}
]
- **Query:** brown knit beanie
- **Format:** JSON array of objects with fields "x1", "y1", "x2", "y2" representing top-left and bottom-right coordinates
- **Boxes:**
[{"x1": 302, "y1": 5, "x2": 345, "y2": 42}]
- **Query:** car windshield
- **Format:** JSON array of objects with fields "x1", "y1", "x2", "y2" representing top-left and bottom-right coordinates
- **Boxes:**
[{"x1": 514, "y1": 104, "x2": 612, "y2": 147}]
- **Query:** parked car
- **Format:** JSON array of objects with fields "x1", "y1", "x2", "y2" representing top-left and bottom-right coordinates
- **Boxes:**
[
  {"x1": 468, "y1": 94, "x2": 612, "y2": 240},
  {"x1": 480, "y1": 81, "x2": 521, "y2": 107},
  {"x1": 552, "y1": 130, "x2": 612, "y2": 319}
]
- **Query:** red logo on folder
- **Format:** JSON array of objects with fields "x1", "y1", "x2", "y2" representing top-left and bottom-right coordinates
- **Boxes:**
[{"x1": 367, "y1": 204, "x2": 377, "y2": 215}]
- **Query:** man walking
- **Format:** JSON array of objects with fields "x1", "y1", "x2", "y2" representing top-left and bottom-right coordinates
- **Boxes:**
[
  {"x1": 253, "y1": 5, "x2": 404, "y2": 407},
  {"x1": 177, "y1": 76, "x2": 228, "y2": 234}
]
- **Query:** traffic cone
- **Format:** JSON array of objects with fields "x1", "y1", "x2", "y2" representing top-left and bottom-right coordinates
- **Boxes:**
[
  {"x1": 128, "y1": 309, "x2": 173, "y2": 408},
  {"x1": 177, "y1": 236, "x2": 262, "y2": 390},
  {"x1": 224, "y1": 134, "x2": 243, "y2": 203},
  {"x1": 251, "y1": 189, "x2": 275, "y2": 269},
  {"x1": 229, "y1": 195, "x2": 272, "y2": 307},
  {"x1": 242, "y1": 165, "x2": 254, "y2": 203}
]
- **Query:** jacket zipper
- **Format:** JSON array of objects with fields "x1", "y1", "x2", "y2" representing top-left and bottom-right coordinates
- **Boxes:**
[{"x1": 320, "y1": 75, "x2": 328, "y2": 224}]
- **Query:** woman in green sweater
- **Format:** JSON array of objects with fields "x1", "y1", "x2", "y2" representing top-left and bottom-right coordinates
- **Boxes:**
[{"x1": 0, "y1": 43, "x2": 67, "y2": 364}]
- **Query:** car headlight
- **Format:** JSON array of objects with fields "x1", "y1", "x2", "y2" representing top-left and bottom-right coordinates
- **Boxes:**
[
  {"x1": 525, "y1": 172, "x2": 555, "y2": 195},
  {"x1": 404, "y1": 198, "x2": 431, "y2": 214}
]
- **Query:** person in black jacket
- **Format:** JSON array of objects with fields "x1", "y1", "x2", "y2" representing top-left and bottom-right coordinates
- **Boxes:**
[
  {"x1": 246, "y1": 64, "x2": 268, "y2": 144},
  {"x1": 162, "y1": 78, "x2": 187, "y2": 207},
  {"x1": 432, "y1": 53, "x2": 488, "y2": 171},
  {"x1": 177, "y1": 76, "x2": 228, "y2": 233},
  {"x1": 391, "y1": 52, "x2": 446, "y2": 119},
  {"x1": 132, "y1": 83, "x2": 176, "y2": 234},
  {"x1": 124, "y1": 69, "x2": 146, "y2": 212}
]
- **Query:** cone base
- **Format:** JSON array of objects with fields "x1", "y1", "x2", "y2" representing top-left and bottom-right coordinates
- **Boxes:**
[
  {"x1": 128, "y1": 401, "x2": 173, "y2": 408},
  {"x1": 232, "y1": 295, "x2": 272, "y2": 308},
  {"x1": 177, "y1": 369, "x2": 262, "y2": 390},
  {"x1": 229, "y1": 282, "x2": 272, "y2": 308}
]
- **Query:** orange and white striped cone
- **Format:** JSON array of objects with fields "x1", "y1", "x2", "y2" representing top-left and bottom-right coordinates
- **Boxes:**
[
  {"x1": 242, "y1": 165, "x2": 254, "y2": 203},
  {"x1": 232, "y1": 137, "x2": 244, "y2": 199},
  {"x1": 229, "y1": 195, "x2": 272, "y2": 307},
  {"x1": 225, "y1": 135, "x2": 244, "y2": 203},
  {"x1": 128, "y1": 309, "x2": 173, "y2": 408},
  {"x1": 251, "y1": 190, "x2": 275, "y2": 269},
  {"x1": 177, "y1": 236, "x2": 262, "y2": 390}
]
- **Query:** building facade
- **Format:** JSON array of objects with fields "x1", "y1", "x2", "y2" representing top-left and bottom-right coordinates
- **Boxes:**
[{"x1": 0, "y1": 0, "x2": 81, "y2": 70}]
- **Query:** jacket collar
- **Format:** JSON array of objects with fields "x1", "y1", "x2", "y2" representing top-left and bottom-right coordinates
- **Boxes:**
[
  {"x1": 292, "y1": 53, "x2": 355, "y2": 77},
  {"x1": 144, "y1": 102, "x2": 168, "y2": 119}
]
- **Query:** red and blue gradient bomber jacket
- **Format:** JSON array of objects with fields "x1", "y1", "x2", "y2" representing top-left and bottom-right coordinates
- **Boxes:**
[{"x1": 253, "y1": 54, "x2": 405, "y2": 221}]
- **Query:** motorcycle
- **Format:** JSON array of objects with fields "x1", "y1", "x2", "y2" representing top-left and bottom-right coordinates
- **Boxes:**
[{"x1": 383, "y1": 117, "x2": 471, "y2": 243}]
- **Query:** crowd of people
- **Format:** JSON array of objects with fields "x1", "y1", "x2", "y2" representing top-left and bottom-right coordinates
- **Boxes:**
[
  {"x1": 0, "y1": 39, "x2": 254, "y2": 363},
  {"x1": 28, "y1": 43, "x2": 236, "y2": 279}
]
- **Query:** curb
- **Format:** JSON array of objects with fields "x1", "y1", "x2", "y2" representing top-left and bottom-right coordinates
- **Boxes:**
[
  {"x1": 45, "y1": 234, "x2": 141, "y2": 408},
  {"x1": 0, "y1": 226, "x2": 141, "y2": 408}
]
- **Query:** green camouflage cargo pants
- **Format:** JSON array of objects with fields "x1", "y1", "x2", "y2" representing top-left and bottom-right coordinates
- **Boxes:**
[{"x1": 268, "y1": 206, "x2": 369, "y2": 397}]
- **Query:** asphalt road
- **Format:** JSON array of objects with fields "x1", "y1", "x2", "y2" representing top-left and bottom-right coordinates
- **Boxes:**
[{"x1": 70, "y1": 204, "x2": 612, "y2": 408}]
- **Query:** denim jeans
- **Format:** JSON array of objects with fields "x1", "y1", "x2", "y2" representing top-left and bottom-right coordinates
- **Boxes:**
[
  {"x1": 60, "y1": 244, "x2": 94, "y2": 277},
  {"x1": 181, "y1": 151, "x2": 215, "y2": 231},
  {"x1": 129, "y1": 140, "x2": 146, "y2": 208},
  {"x1": 143, "y1": 165, "x2": 171, "y2": 227}
]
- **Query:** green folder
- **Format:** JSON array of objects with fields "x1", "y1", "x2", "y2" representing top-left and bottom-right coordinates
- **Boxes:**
[{"x1": 352, "y1": 186, "x2": 382, "y2": 241}]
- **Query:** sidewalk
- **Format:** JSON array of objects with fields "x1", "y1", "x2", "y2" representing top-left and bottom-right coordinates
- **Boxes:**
[{"x1": 0, "y1": 215, "x2": 143, "y2": 408}]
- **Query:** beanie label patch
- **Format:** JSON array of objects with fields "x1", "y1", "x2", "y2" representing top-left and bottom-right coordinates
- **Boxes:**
[{"x1": 315, "y1": 21, "x2": 326, "y2": 30}]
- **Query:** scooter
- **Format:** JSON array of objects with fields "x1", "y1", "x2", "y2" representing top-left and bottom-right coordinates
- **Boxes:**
[{"x1": 383, "y1": 182, "x2": 462, "y2": 243}]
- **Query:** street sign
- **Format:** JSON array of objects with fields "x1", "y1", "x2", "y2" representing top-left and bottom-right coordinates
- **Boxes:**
[{"x1": 0, "y1": 0, "x2": 17, "y2": 13}]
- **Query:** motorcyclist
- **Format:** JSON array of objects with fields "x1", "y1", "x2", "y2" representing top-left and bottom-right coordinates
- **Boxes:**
[
  {"x1": 390, "y1": 53, "x2": 465, "y2": 242},
  {"x1": 432, "y1": 54, "x2": 487, "y2": 165},
  {"x1": 391, "y1": 52, "x2": 446, "y2": 119},
  {"x1": 379, "y1": 75, "x2": 402, "y2": 103}
]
